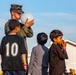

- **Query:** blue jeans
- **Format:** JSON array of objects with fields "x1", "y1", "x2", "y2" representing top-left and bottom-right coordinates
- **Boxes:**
[{"x1": 4, "y1": 70, "x2": 26, "y2": 75}]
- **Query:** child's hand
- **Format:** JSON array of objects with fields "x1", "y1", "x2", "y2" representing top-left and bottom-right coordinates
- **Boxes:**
[
  {"x1": 23, "y1": 64, "x2": 27, "y2": 71},
  {"x1": 61, "y1": 40, "x2": 66, "y2": 48},
  {"x1": 61, "y1": 40, "x2": 66, "y2": 50}
]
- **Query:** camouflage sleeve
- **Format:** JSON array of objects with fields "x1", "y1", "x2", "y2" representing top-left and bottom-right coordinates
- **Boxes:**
[
  {"x1": 5, "y1": 21, "x2": 10, "y2": 35},
  {"x1": 5, "y1": 21, "x2": 33, "y2": 38},
  {"x1": 17, "y1": 25, "x2": 33, "y2": 38}
]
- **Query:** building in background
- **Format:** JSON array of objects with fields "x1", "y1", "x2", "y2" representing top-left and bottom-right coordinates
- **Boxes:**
[{"x1": 65, "y1": 40, "x2": 76, "y2": 72}]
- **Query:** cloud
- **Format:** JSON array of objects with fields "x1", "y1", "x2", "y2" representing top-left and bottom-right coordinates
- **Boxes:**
[{"x1": 34, "y1": 12, "x2": 76, "y2": 20}]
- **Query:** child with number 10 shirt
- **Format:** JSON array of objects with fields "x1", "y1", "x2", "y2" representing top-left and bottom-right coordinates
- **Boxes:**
[{"x1": 0, "y1": 19, "x2": 27, "y2": 75}]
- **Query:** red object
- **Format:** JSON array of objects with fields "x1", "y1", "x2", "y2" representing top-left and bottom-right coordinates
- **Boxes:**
[
  {"x1": 24, "y1": 64, "x2": 27, "y2": 66},
  {"x1": 74, "y1": 73, "x2": 76, "y2": 75},
  {"x1": 63, "y1": 47, "x2": 66, "y2": 50},
  {"x1": 23, "y1": 64, "x2": 27, "y2": 71}
]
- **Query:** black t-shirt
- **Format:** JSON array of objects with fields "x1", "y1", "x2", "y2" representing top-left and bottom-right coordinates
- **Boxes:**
[{"x1": 0, "y1": 34, "x2": 26, "y2": 70}]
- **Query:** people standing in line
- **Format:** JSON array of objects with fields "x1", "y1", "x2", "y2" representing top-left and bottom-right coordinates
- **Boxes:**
[
  {"x1": 0, "y1": 19, "x2": 27, "y2": 75},
  {"x1": 4, "y1": 4, "x2": 34, "y2": 74},
  {"x1": 28, "y1": 32, "x2": 49, "y2": 75},
  {"x1": 49, "y1": 29, "x2": 68, "y2": 75}
]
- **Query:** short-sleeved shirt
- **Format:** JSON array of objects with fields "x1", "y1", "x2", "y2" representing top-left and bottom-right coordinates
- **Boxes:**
[{"x1": 0, "y1": 34, "x2": 26, "y2": 70}]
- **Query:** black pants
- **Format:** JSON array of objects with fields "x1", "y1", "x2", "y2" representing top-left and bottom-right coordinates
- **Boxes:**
[{"x1": 4, "y1": 70, "x2": 26, "y2": 75}]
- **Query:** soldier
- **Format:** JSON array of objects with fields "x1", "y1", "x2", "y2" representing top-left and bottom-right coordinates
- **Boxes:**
[{"x1": 4, "y1": 4, "x2": 34, "y2": 74}]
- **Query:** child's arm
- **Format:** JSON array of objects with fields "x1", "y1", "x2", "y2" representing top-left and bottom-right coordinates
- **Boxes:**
[
  {"x1": 20, "y1": 37, "x2": 27, "y2": 70},
  {"x1": 21, "y1": 54, "x2": 27, "y2": 70},
  {"x1": 57, "y1": 46, "x2": 68, "y2": 60},
  {"x1": 61, "y1": 40, "x2": 68, "y2": 59},
  {"x1": 52, "y1": 43, "x2": 68, "y2": 60}
]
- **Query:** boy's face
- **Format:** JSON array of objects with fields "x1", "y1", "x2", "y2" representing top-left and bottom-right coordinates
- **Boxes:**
[{"x1": 54, "y1": 36, "x2": 63, "y2": 44}]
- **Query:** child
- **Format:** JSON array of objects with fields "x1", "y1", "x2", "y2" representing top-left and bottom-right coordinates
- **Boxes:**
[
  {"x1": 28, "y1": 32, "x2": 49, "y2": 75},
  {"x1": 0, "y1": 19, "x2": 27, "y2": 75},
  {"x1": 49, "y1": 29, "x2": 68, "y2": 75}
]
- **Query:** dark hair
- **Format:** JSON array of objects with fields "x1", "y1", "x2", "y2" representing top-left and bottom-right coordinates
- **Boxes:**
[
  {"x1": 37, "y1": 32, "x2": 48, "y2": 45},
  {"x1": 8, "y1": 19, "x2": 20, "y2": 31},
  {"x1": 49, "y1": 29, "x2": 63, "y2": 42}
]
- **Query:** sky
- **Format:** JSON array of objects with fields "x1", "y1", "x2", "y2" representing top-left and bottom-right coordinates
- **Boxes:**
[{"x1": 0, "y1": 0, "x2": 76, "y2": 53}]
